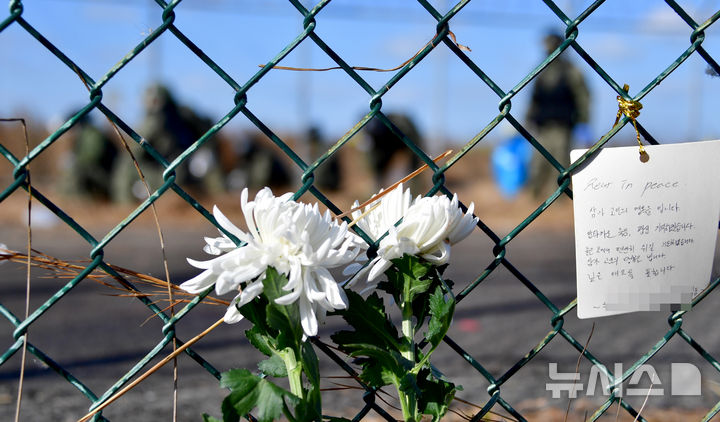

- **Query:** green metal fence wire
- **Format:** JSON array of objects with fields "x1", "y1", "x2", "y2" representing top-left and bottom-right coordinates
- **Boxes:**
[{"x1": 1, "y1": 0, "x2": 720, "y2": 421}]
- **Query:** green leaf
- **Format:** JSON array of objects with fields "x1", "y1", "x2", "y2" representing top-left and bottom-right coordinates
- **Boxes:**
[
  {"x1": 220, "y1": 396, "x2": 240, "y2": 422},
  {"x1": 258, "y1": 354, "x2": 287, "y2": 377},
  {"x1": 220, "y1": 369, "x2": 299, "y2": 422},
  {"x1": 331, "y1": 291, "x2": 401, "y2": 352},
  {"x1": 412, "y1": 266, "x2": 455, "y2": 332},
  {"x1": 358, "y1": 360, "x2": 389, "y2": 388},
  {"x1": 380, "y1": 269, "x2": 403, "y2": 305},
  {"x1": 354, "y1": 346, "x2": 412, "y2": 388},
  {"x1": 332, "y1": 291, "x2": 421, "y2": 391},
  {"x1": 395, "y1": 254, "x2": 431, "y2": 280},
  {"x1": 301, "y1": 341, "x2": 322, "y2": 418},
  {"x1": 301, "y1": 341, "x2": 320, "y2": 387},
  {"x1": 220, "y1": 367, "x2": 259, "y2": 391},
  {"x1": 426, "y1": 285, "x2": 455, "y2": 349},
  {"x1": 240, "y1": 295, "x2": 283, "y2": 358},
  {"x1": 398, "y1": 254, "x2": 429, "y2": 279},
  {"x1": 398, "y1": 370, "x2": 421, "y2": 398},
  {"x1": 202, "y1": 414, "x2": 222, "y2": 422},
  {"x1": 245, "y1": 325, "x2": 275, "y2": 357},
  {"x1": 382, "y1": 255, "x2": 434, "y2": 304},
  {"x1": 294, "y1": 396, "x2": 322, "y2": 422},
  {"x1": 381, "y1": 255, "x2": 445, "y2": 333},
  {"x1": 416, "y1": 367, "x2": 456, "y2": 421},
  {"x1": 411, "y1": 289, "x2": 431, "y2": 332},
  {"x1": 239, "y1": 295, "x2": 271, "y2": 332},
  {"x1": 267, "y1": 305, "x2": 302, "y2": 351},
  {"x1": 406, "y1": 276, "x2": 433, "y2": 303},
  {"x1": 262, "y1": 268, "x2": 303, "y2": 350},
  {"x1": 262, "y1": 267, "x2": 295, "y2": 305},
  {"x1": 427, "y1": 362, "x2": 453, "y2": 384}
]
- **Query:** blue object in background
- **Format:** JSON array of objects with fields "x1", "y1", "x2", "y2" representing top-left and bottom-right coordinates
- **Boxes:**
[
  {"x1": 491, "y1": 135, "x2": 532, "y2": 198},
  {"x1": 573, "y1": 123, "x2": 594, "y2": 147}
]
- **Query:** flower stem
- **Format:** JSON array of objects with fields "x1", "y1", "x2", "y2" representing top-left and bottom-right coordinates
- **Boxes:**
[
  {"x1": 399, "y1": 286, "x2": 418, "y2": 422},
  {"x1": 281, "y1": 348, "x2": 304, "y2": 400}
]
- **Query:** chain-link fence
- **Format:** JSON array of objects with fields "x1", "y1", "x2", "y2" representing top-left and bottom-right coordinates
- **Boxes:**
[{"x1": 2, "y1": 1, "x2": 720, "y2": 421}]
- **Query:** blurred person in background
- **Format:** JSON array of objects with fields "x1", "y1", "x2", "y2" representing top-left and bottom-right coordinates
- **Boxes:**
[
  {"x1": 526, "y1": 31, "x2": 590, "y2": 199},
  {"x1": 364, "y1": 112, "x2": 425, "y2": 193},
  {"x1": 306, "y1": 125, "x2": 342, "y2": 191},
  {"x1": 224, "y1": 131, "x2": 292, "y2": 192},
  {"x1": 59, "y1": 112, "x2": 117, "y2": 201},
  {"x1": 111, "y1": 83, "x2": 224, "y2": 203}
]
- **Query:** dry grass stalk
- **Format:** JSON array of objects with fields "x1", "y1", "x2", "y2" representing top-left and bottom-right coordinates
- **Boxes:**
[
  {"x1": 0, "y1": 117, "x2": 32, "y2": 422},
  {"x1": 266, "y1": 31, "x2": 470, "y2": 72},
  {"x1": 564, "y1": 322, "x2": 595, "y2": 422},
  {"x1": 0, "y1": 249, "x2": 229, "y2": 309},
  {"x1": 631, "y1": 381, "x2": 655, "y2": 422},
  {"x1": 71, "y1": 66, "x2": 181, "y2": 420},
  {"x1": 347, "y1": 202, "x2": 381, "y2": 228}
]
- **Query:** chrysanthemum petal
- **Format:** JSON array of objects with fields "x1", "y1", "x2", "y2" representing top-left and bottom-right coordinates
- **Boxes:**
[
  {"x1": 448, "y1": 202, "x2": 477, "y2": 244},
  {"x1": 238, "y1": 280, "x2": 264, "y2": 307},
  {"x1": 274, "y1": 261, "x2": 303, "y2": 305},
  {"x1": 275, "y1": 288, "x2": 302, "y2": 305},
  {"x1": 345, "y1": 185, "x2": 475, "y2": 289},
  {"x1": 299, "y1": 296, "x2": 318, "y2": 337},
  {"x1": 368, "y1": 258, "x2": 393, "y2": 282},
  {"x1": 421, "y1": 241, "x2": 450, "y2": 265},
  {"x1": 183, "y1": 186, "x2": 361, "y2": 336},
  {"x1": 342, "y1": 262, "x2": 365, "y2": 277},
  {"x1": 215, "y1": 272, "x2": 237, "y2": 296},
  {"x1": 186, "y1": 256, "x2": 215, "y2": 270},
  {"x1": 203, "y1": 236, "x2": 236, "y2": 255},
  {"x1": 223, "y1": 294, "x2": 245, "y2": 324},
  {"x1": 179, "y1": 269, "x2": 216, "y2": 294},
  {"x1": 316, "y1": 267, "x2": 348, "y2": 309},
  {"x1": 212, "y1": 205, "x2": 248, "y2": 241}
]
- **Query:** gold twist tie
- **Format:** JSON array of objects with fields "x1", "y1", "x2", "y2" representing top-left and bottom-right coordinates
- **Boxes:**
[{"x1": 614, "y1": 84, "x2": 649, "y2": 162}]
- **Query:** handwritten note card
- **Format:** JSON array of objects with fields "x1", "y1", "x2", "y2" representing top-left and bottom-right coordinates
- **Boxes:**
[{"x1": 571, "y1": 140, "x2": 720, "y2": 318}]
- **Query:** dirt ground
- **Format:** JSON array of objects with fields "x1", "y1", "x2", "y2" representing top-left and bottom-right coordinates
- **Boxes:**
[{"x1": 0, "y1": 146, "x2": 574, "y2": 232}]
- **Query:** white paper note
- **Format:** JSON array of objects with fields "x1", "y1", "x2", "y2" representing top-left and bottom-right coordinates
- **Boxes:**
[{"x1": 571, "y1": 140, "x2": 720, "y2": 318}]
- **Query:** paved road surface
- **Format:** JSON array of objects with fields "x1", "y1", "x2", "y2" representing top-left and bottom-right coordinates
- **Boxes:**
[{"x1": 1, "y1": 221, "x2": 719, "y2": 421}]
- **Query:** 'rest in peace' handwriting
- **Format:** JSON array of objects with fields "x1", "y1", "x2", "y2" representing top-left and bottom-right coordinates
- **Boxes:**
[{"x1": 583, "y1": 177, "x2": 681, "y2": 198}]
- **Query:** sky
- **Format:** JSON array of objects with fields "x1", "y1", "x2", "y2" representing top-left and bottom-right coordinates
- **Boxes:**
[{"x1": 1, "y1": 0, "x2": 720, "y2": 154}]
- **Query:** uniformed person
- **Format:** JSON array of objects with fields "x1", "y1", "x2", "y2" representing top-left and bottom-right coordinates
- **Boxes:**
[
  {"x1": 364, "y1": 112, "x2": 424, "y2": 192},
  {"x1": 60, "y1": 112, "x2": 117, "y2": 201},
  {"x1": 111, "y1": 84, "x2": 224, "y2": 202},
  {"x1": 526, "y1": 32, "x2": 590, "y2": 199},
  {"x1": 307, "y1": 126, "x2": 341, "y2": 191}
]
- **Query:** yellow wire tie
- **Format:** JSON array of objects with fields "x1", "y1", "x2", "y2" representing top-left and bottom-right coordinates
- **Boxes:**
[{"x1": 614, "y1": 84, "x2": 649, "y2": 162}]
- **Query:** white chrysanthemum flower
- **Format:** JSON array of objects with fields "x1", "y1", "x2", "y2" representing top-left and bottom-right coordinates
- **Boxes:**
[
  {"x1": 346, "y1": 184, "x2": 478, "y2": 285},
  {"x1": 181, "y1": 187, "x2": 364, "y2": 337}
]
